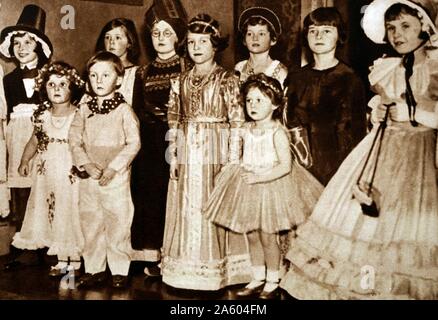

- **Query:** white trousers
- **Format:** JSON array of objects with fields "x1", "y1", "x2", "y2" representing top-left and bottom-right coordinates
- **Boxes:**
[{"x1": 79, "y1": 170, "x2": 133, "y2": 275}]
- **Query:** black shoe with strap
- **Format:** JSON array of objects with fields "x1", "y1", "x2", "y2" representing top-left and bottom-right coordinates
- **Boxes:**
[
  {"x1": 236, "y1": 282, "x2": 265, "y2": 297},
  {"x1": 77, "y1": 272, "x2": 107, "y2": 289}
]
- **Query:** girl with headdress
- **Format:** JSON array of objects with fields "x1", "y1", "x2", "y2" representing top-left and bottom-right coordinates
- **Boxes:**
[
  {"x1": 0, "y1": 4, "x2": 53, "y2": 270},
  {"x1": 12, "y1": 61, "x2": 85, "y2": 277},
  {"x1": 285, "y1": 7, "x2": 367, "y2": 185},
  {"x1": 280, "y1": 0, "x2": 438, "y2": 300},
  {"x1": 235, "y1": 7, "x2": 287, "y2": 87},
  {"x1": 130, "y1": 0, "x2": 192, "y2": 277},
  {"x1": 161, "y1": 14, "x2": 250, "y2": 290},
  {"x1": 94, "y1": 18, "x2": 140, "y2": 106}
]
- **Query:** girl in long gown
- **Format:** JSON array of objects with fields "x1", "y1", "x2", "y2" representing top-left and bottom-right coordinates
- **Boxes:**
[
  {"x1": 280, "y1": 0, "x2": 438, "y2": 300},
  {"x1": 161, "y1": 14, "x2": 251, "y2": 290}
]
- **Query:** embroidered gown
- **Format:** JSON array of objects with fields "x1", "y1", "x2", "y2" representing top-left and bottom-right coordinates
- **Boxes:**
[
  {"x1": 280, "y1": 50, "x2": 438, "y2": 300},
  {"x1": 161, "y1": 64, "x2": 252, "y2": 290},
  {"x1": 12, "y1": 105, "x2": 83, "y2": 259},
  {"x1": 130, "y1": 55, "x2": 190, "y2": 262},
  {"x1": 235, "y1": 59, "x2": 287, "y2": 87},
  {"x1": 286, "y1": 62, "x2": 367, "y2": 185}
]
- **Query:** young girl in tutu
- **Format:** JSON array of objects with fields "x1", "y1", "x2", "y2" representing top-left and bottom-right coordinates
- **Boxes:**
[
  {"x1": 280, "y1": 0, "x2": 438, "y2": 300},
  {"x1": 204, "y1": 74, "x2": 322, "y2": 299},
  {"x1": 12, "y1": 61, "x2": 85, "y2": 277}
]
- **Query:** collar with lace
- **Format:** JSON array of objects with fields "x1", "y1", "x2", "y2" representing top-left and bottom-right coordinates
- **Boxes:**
[{"x1": 88, "y1": 92, "x2": 125, "y2": 115}]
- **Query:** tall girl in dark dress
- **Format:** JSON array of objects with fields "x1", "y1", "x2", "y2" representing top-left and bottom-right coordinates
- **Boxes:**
[
  {"x1": 286, "y1": 7, "x2": 367, "y2": 185},
  {"x1": 130, "y1": 0, "x2": 191, "y2": 277}
]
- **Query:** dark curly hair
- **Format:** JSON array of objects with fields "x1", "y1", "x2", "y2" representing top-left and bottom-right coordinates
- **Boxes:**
[
  {"x1": 241, "y1": 73, "x2": 285, "y2": 121},
  {"x1": 187, "y1": 14, "x2": 229, "y2": 52},
  {"x1": 95, "y1": 18, "x2": 141, "y2": 65},
  {"x1": 37, "y1": 61, "x2": 85, "y2": 105}
]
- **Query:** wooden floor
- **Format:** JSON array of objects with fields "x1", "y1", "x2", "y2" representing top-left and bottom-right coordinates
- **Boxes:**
[{"x1": 0, "y1": 252, "x2": 294, "y2": 300}]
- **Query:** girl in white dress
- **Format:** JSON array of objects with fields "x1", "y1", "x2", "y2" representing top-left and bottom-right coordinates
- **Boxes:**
[{"x1": 12, "y1": 61, "x2": 85, "y2": 277}]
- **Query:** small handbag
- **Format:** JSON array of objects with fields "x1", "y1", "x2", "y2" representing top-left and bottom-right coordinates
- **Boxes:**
[
  {"x1": 352, "y1": 103, "x2": 392, "y2": 218},
  {"x1": 289, "y1": 126, "x2": 313, "y2": 169}
]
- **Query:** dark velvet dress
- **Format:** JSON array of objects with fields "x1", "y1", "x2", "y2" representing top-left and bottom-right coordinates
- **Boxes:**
[
  {"x1": 130, "y1": 55, "x2": 191, "y2": 260},
  {"x1": 286, "y1": 62, "x2": 367, "y2": 185}
]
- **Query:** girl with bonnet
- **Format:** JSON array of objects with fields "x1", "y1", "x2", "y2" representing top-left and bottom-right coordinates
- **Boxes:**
[
  {"x1": 12, "y1": 61, "x2": 85, "y2": 277},
  {"x1": 161, "y1": 14, "x2": 251, "y2": 290},
  {"x1": 281, "y1": 0, "x2": 438, "y2": 299},
  {"x1": 130, "y1": 0, "x2": 192, "y2": 278},
  {"x1": 1, "y1": 4, "x2": 53, "y2": 271}
]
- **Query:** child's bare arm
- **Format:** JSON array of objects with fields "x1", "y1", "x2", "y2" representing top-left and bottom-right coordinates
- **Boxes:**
[
  {"x1": 242, "y1": 128, "x2": 292, "y2": 184},
  {"x1": 18, "y1": 131, "x2": 38, "y2": 177}
]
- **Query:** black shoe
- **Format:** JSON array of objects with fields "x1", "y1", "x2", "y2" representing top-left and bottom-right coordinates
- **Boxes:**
[
  {"x1": 259, "y1": 287, "x2": 280, "y2": 300},
  {"x1": 3, "y1": 260, "x2": 24, "y2": 272},
  {"x1": 236, "y1": 282, "x2": 265, "y2": 297},
  {"x1": 112, "y1": 275, "x2": 128, "y2": 288},
  {"x1": 144, "y1": 265, "x2": 161, "y2": 277},
  {"x1": 77, "y1": 272, "x2": 107, "y2": 289}
]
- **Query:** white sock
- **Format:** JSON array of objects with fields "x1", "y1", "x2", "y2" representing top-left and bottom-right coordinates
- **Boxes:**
[
  {"x1": 53, "y1": 260, "x2": 68, "y2": 270},
  {"x1": 263, "y1": 269, "x2": 279, "y2": 292},
  {"x1": 245, "y1": 265, "x2": 266, "y2": 289},
  {"x1": 266, "y1": 269, "x2": 279, "y2": 283}
]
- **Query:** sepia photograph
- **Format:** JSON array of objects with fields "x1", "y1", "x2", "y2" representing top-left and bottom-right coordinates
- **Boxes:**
[{"x1": 0, "y1": 0, "x2": 436, "y2": 306}]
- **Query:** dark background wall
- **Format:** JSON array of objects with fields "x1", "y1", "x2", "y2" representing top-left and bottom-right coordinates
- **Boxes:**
[{"x1": 0, "y1": 0, "x2": 235, "y2": 74}]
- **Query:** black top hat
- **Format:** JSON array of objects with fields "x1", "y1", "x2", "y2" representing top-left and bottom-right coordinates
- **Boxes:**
[{"x1": 0, "y1": 4, "x2": 53, "y2": 59}]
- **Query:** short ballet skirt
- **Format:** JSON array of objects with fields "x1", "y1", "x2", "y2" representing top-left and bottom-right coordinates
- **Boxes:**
[{"x1": 203, "y1": 163, "x2": 323, "y2": 234}]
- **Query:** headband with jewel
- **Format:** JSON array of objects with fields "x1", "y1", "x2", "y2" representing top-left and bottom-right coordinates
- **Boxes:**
[{"x1": 188, "y1": 20, "x2": 221, "y2": 37}]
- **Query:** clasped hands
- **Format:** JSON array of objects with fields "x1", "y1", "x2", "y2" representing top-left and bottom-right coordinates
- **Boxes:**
[
  {"x1": 83, "y1": 163, "x2": 117, "y2": 186},
  {"x1": 373, "y1": 102, "x2": 409, "y2": 123}
]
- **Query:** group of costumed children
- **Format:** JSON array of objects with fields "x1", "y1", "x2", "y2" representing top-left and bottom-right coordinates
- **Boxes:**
[{"x1": 0, "y1": 0, "x2": 437, "y2": 300}]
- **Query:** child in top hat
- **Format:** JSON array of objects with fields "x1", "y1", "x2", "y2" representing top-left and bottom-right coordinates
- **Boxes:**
[
  {"x1": 0, "y1": 4, "x2": 53, "y2": 271},
  {"x1": 280, "y1": 0, "x2": 438, "y2": 300},
  {"x1": 235, "y1": 7, "x2": 287, "y2": 87},
  {"x1": 130, "y1": 0, "x2": 192, "y2": 277}
]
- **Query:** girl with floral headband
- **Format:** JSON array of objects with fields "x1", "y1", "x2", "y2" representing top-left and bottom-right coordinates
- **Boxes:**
[
  {"x1": 281, "y1": 0, "x2": 438, "y2": 300},
  {"x1": 12, "y1": 61, "x2": 85, "y2": 278},
  {"x1": 204, "y1": 74, "x2": 322, "y2": 299}
]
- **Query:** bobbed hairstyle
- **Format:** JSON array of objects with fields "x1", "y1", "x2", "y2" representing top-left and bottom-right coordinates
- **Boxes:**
[{"x1": 9, "y1": 32, "x2": 49, "y2": 68}]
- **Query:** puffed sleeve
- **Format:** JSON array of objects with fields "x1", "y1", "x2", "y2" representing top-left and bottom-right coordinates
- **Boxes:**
[
  {"x1": 221, "y1": 72, "x2": 244, "y2": 164},
  {"x1": 108, "y1": 104, "x2": 141, "y2": 172},
  {"x1": 222, "y1": 72, "x2": 245, "y2": 128},
  {"x1": 68, "y1": 105, "x2": 91, "y2": 168},
  {"x1": 167, "y1": 76, "x2": 182, "y2": 130},
  {"x1": 166, "y1": 76, "x2": 182, "y2": 162}
]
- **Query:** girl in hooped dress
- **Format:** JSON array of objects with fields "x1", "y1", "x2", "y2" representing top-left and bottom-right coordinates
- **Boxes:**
[
  {"x1": 12, "y1": 61, "x2": 85, "y2": 277},
  {"x1": 280, "y1": 0, "x2": 438, "y2": 300},
  {"x1": 204, "y1": 74, "x2": 322, "y2": 299}
]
